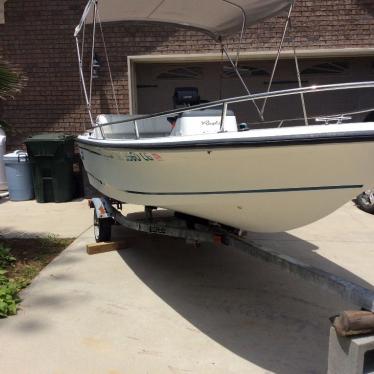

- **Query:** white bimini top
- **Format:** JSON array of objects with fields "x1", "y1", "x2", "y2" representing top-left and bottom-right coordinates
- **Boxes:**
[{"x1": 75, "y1": 0, "x2": 293, "y2": 39}]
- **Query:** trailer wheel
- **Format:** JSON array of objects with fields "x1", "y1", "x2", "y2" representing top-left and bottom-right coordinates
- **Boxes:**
[
  {"x1": 356, "y1": 190, "x2": 374, "y2": 214},
  {"x1": 93, "y1": 209, "x2": 112, "y2": 242}
]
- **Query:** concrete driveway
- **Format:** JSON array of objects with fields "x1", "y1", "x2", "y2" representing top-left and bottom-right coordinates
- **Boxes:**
[
  {"x1": 0, "y1": 202, "x2": 373, "y2": 373},
  {"x1": 0, "y1": 198, "x2": 92, "y2": 238}
]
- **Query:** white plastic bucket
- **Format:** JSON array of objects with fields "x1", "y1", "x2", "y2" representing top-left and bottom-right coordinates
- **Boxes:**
[{"x1": 0, "y1": 127, "x2": 7, "y2": 191}]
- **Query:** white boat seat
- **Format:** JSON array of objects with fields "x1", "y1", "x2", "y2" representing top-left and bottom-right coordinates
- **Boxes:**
[
  {"x1": 95, "y1": 114, "x2": 172, "y2": 139},
  {"x1": 93, "y1": 110, "x2": 238, "y2": 139}
]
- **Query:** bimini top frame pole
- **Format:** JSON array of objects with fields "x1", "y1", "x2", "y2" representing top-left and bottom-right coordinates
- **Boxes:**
[
  {"x1": 219, "y1": 0, "x2": 264, "y2": 122},
  {"x1": 75, "y1": 36, "x2": 94, "y2": 127},
  {"x1": 221, "y1": 46, "x2": 264, "y2": 122},
  {"x1": 75, "y1": 0, "x2": 96, "y2": 128},
  {"x1": 261, "y1": 2, "x2": 294, "y2": 116},
  {"x1": 75, "y1": 0, "x2": 95, "y2": 37}
]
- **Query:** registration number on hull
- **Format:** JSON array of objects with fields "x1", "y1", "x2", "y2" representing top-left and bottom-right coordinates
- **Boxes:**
[{"x1": 126, "y1": 152, "x2": 163, "y2": 162}]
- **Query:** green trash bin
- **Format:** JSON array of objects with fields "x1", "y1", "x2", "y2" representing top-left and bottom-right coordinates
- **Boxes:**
[{"x1": 25, "y1": 133, "x2": 76, "y2": 203}]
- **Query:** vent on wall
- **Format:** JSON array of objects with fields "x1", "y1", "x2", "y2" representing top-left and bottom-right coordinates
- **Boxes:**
[
  {"x1": 301, "y1": 61, "x2": 350, "y2": 75},
  {"x1": 157, "y1": 66, "x2": 203, "y2": 80},
  {"x1": 222, "y1": 65, "x2": 270, "y2": 78}
]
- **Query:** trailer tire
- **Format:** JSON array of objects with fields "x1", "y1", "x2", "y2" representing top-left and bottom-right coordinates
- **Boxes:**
[{"x1": 94, "y1": 209, "x2": 112, "y2": 242}]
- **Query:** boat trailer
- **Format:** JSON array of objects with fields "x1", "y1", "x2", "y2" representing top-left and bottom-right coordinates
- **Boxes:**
[
  {"x1": 89, "y1": 196, "x2": 374, "y2": 373},
  {"x1": 89, "y1": 196, "x2": 374, "y2": 313}
]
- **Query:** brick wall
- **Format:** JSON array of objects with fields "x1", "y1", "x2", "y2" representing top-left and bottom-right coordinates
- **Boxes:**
[{"x1": 0, "y1": 0, "x2": 374, "y2": 148}]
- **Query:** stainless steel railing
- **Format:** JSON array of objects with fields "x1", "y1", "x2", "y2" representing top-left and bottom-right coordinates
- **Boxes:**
[{"x1": 89, "y1": 81, "x2": 374, "y2": 139}]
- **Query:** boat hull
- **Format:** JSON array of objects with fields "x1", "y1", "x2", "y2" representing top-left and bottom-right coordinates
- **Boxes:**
[{"x1": 78, "y1": 137, "x2": 374, "y2": 232}]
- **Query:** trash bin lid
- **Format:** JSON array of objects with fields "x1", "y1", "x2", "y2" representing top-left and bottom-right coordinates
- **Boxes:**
[
  {"x1": 25, "y1": 133, "x2": 75, "y2": 158},
  {"x1": 3, "y1": 150, "x2": 29, "y2": 163},
  {"x1": 25, "y1": 133, "x2": 76, "y2": 143}
]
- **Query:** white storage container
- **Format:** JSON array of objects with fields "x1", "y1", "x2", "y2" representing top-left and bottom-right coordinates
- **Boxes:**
[
  {"x1": 0, "y1": 127, "x2": 7, "y2": 191},
  {"x1": 4, "y1": 150, "x2": 34, "y2": 201},
  {"x1": 171, "y1": 109, "x2": 238, "y2": 136}
]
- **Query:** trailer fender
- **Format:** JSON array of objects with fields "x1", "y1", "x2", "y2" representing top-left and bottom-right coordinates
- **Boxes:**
[{"x1": 89, "y1": 197, "x2": 113, "y2": 219}]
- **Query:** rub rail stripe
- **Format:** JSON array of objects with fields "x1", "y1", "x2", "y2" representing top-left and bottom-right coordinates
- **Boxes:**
[{"x1": 124, "y1": 184, "x2": 363, "y2": 196}]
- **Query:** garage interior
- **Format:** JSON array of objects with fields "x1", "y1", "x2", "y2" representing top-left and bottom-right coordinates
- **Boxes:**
[{"x1": 134, "y1": 56, "x2": 374, "y2": 128}]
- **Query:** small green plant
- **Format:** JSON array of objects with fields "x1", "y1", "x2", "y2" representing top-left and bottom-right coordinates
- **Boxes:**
[
  {"x1": 0, "y1": 270, "x2": 21, "y2": 317},
  {"x1": 0, "y1": 245, "x2": 20, "y2": 317},
  {"x1": 0, "y1": 244, "x2": 16, "y2": 268},
  {"x1": 0, "y1": 237, "x2": 73, "y2": 317}
]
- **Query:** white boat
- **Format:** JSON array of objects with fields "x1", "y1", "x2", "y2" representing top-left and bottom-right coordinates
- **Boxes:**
[{"x1": 75, "y1": 0, "x2": 374, "y2": 233}]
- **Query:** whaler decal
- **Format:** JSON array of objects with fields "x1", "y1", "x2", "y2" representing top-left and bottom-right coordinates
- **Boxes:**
[
  {"x1": 201, "y1": 120, "x2": 220, "y2": 126},
  {"x1": 126, "y1": 152, "x2": 163, "y2": 162}
]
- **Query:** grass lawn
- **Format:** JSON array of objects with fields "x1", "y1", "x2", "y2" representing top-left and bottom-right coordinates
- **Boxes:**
[{"x1": 0, "y1": 236, "x2": 73, "y2": 318}]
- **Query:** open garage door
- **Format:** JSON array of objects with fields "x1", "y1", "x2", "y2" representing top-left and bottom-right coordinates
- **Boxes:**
[{"x1": 134, "y1": 56, "x2": 374, "y2": 128}]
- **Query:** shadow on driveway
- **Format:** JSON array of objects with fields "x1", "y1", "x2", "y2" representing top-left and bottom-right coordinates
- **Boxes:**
[{"x1": 113, "y1": 225, "x2": 372, "y2": 374}]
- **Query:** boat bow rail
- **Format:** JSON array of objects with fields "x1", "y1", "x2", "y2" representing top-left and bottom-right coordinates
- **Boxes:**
[{"x1": 85, "y1": 82, "x2": 374, "y2": 141}]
